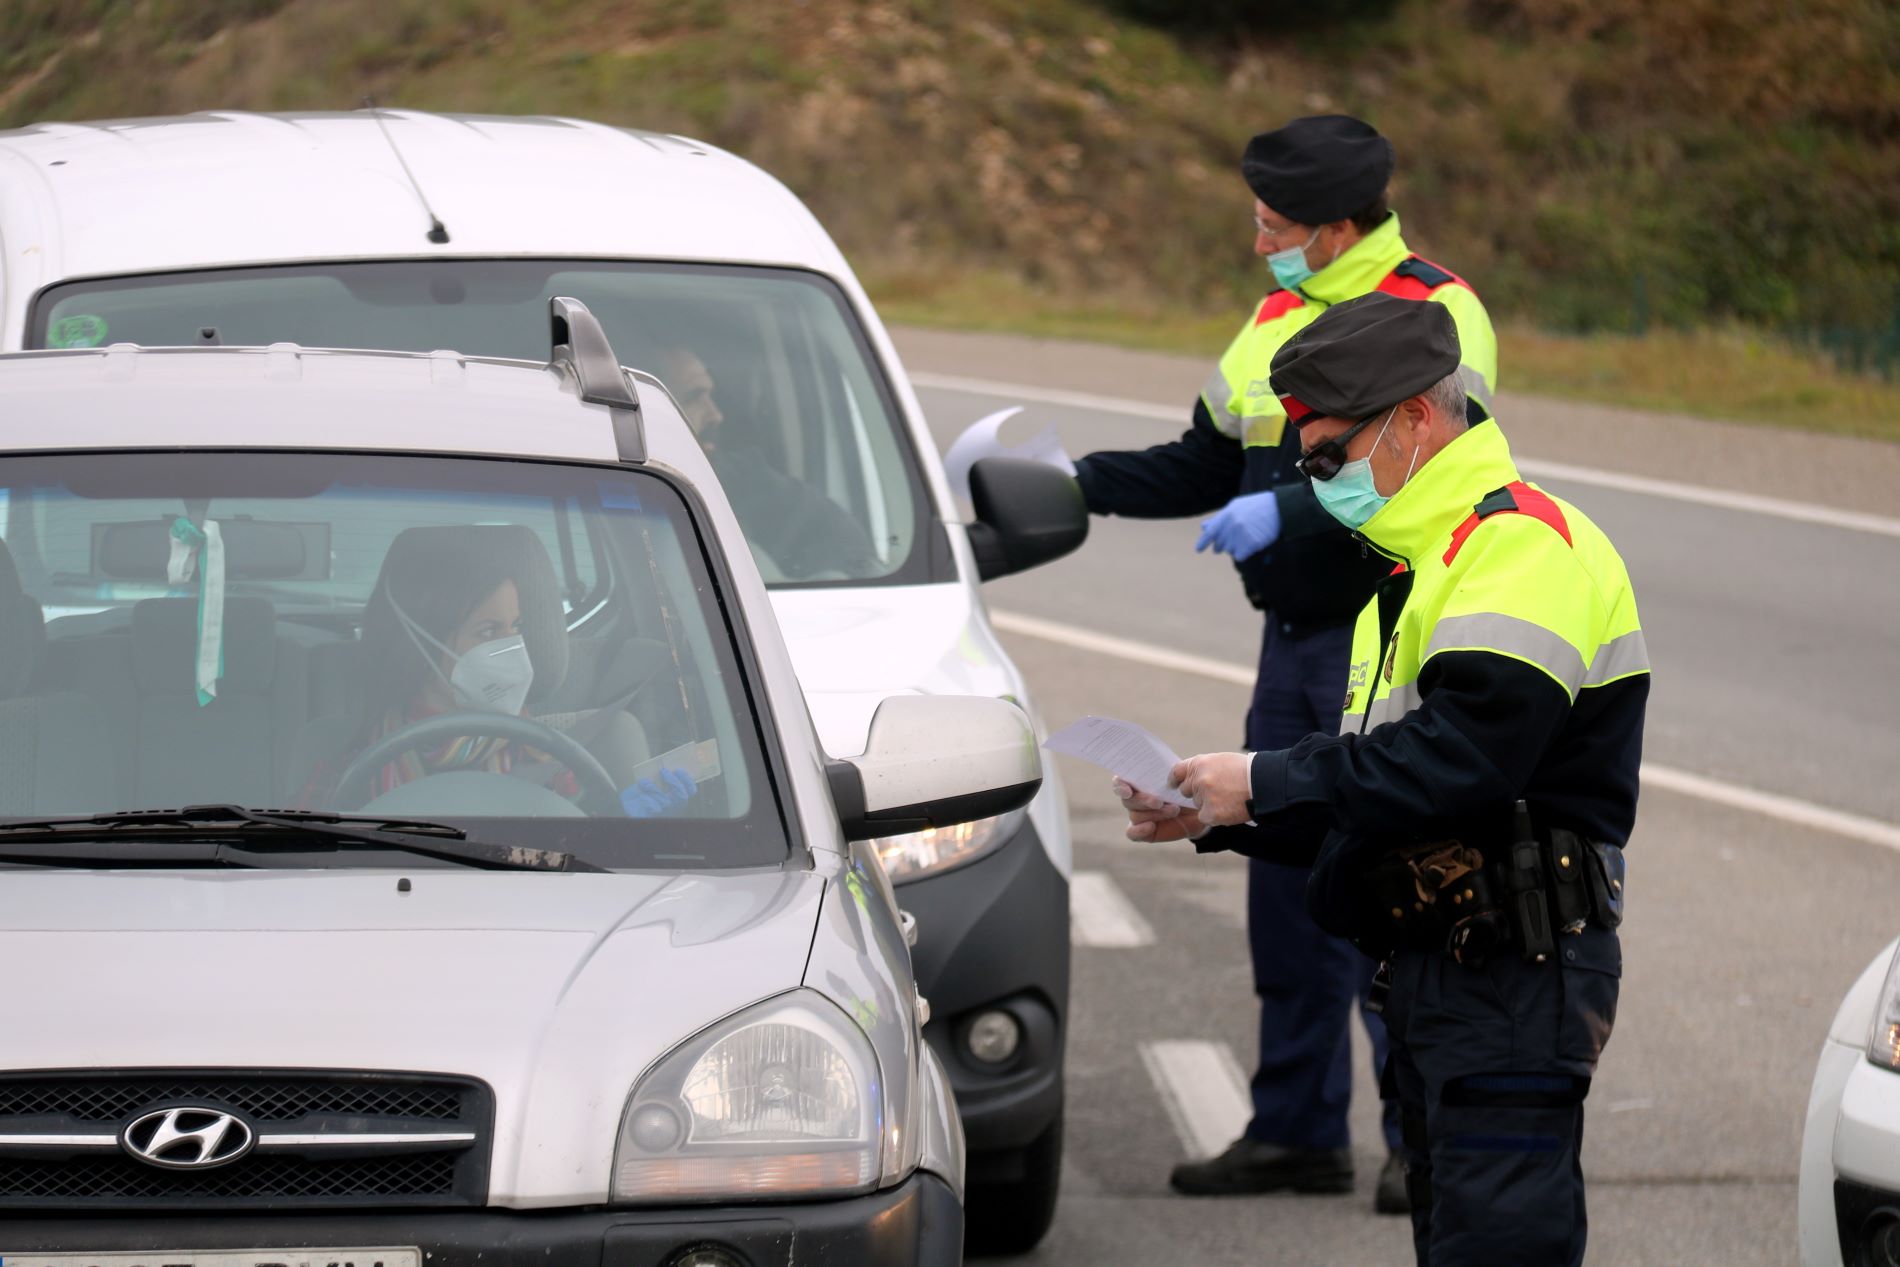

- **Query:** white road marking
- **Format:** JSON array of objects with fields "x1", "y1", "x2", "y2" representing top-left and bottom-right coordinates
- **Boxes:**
[
  {"x1": 994, "y1": 609, "x2": 1254, "y2": 688},
  {"x1": 1070, "y1": 870, "x2": 1156, "y2": 948},
  {"x1": 1637, "y1": 765, "x2": 1900, "y2": 854},
  {"x1": 1140, "y1": 1039, "x2": 1252, "y2": 1159},
  {"x1": 993, "y1": 608, "x2": 1900, "y2": 854},
  {"x1": 911, "y1": 369, "x2": 1181, "y2": 422},
  {"x1": 912, "y1": 370, "x2": 1900, "y2": 539}
]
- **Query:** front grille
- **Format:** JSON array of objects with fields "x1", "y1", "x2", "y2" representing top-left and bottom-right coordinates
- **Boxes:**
[
  {"x1": 0, "y1": 1070, "x2": 491, "y2": 1211},
  {"x1": 0, "y1": 1151, "x2": 458, "y2": 1201},
  {"x1": 0, "y1": 1077, "x2": 463, "y2": 1123}
]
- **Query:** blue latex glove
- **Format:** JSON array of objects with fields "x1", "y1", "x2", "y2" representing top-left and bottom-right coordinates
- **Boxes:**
[
  {"x1": 1195, "y1": 489, "x2": 1282, "y2": 561},
  {"x1": 620, "y1": 766, "x2": 699, "y2": 818}
]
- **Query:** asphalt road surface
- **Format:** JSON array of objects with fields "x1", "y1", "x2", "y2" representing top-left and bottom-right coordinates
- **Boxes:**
[{"x1": 890, "y1": 327, "x2": 1900, "y2": 1265}]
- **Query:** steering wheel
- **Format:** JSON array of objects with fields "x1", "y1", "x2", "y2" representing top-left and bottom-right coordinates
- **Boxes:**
[{"x1": 332, "y1": 712, "x2": 624, "y2": 817}]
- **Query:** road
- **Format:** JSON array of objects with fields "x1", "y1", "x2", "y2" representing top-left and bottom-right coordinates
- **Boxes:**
[{"x1": 889, "y1": 327, "x2": 1900, "y2": 1265}]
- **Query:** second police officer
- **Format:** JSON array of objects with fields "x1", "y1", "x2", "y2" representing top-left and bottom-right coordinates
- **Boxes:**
[{"x1": 1067, "y1": 115, "x2": 1498, "y2": 1209}]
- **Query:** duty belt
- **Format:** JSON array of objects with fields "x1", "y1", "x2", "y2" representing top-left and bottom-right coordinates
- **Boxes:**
[{"x1": 1365, "y1": 807, "x2": 1624, "y2": 968}]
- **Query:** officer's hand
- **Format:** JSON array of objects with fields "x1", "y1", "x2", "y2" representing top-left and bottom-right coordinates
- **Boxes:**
[
  {"x1": 1170, "y1": 752, "x2": 1254, "y2": 827},
  {"x1": 1114, "y1": 778, "x2": 1210, "y2": 843},
  {"x1": 1194, "y1": 490, "x2": 1282, "y2": 561}
]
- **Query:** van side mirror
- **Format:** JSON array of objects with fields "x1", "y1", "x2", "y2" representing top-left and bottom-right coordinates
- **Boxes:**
[
  {"x1": 826, "y1": 695, "x2": 1042, "y2": 841},
  {"x1": 966, "y1": 457, "x2": 1088, "y2": 582}
]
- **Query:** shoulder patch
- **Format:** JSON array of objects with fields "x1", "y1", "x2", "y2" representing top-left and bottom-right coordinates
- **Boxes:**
[
  {"x1": 1254, "y1": 289, "x2": 1307, "y2": 325},
  {"x1": 1377, "y1": 255, "x2": 1475, "y2": 302},
  {"x1": 1442, "y1": 481, "x2": 1572, "y2": 565}
]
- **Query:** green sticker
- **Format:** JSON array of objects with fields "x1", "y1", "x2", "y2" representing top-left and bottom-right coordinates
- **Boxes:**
[{"x1": 48, "y1": 314, "x2": 108, "y2": 348}]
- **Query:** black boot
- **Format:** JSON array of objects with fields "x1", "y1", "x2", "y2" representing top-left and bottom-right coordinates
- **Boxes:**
[
  {"x1": 1374, "y1": 1149, "x2": 1412, "y2": 1215},
  {"x1": 1168, "y1": 1138, "x2": 1354, "y2": 1196}
]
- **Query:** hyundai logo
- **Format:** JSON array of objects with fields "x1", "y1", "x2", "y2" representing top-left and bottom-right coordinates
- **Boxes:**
[{"x1": 119, "y1": 1106, "x2": 256, "y2": 1170}]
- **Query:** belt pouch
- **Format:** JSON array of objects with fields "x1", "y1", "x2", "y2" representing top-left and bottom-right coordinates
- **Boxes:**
[
  {"x1": 1585, "y1": 842, "x2": 1626, "y2": 928},
  {"x1": 1547, "y1": 831, "x2": 1593, "y2": 933}
]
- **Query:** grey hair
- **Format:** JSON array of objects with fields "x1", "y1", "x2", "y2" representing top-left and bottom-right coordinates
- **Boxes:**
[{"x1": 1423, "y1": 368, "x2": 1467, "y2": 428}]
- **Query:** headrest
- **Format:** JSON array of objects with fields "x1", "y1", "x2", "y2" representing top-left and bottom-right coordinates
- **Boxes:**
[
  {"x1": 0, "y1": 541, "x2": 45, "y2": 699},
  {"x1": 132, "y1": 597, "x2": 278, "y2": 695},
  {"x1": 368, "y1": 525, "x2": 568, "y2": 702}
]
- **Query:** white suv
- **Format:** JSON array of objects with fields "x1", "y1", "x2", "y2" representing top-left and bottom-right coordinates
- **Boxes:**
[
  {"x1": 0, "y1": 303, "x2": 1033, "y2": 1262},
  {"x1": 0, "y1": 112, "x2": 1084, "y2": 1251}
]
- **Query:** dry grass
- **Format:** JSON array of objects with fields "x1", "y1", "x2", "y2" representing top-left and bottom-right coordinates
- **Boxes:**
[{"x1": 867, "y1": 268, "x2": 1900, "y2": 439}]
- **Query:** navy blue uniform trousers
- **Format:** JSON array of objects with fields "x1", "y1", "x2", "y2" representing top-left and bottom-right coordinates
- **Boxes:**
[
  {"x1": 1384, "y1": 927, "x2": 1621, "y2": 1265},
  {"x1": 1243, "y1": 619, "x2": 1402, "y2": 1153}
]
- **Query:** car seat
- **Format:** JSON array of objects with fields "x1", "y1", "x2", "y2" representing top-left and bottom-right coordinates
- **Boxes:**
[{"x1": 0, "y1": 541, "x2": 115, "y2": 815}]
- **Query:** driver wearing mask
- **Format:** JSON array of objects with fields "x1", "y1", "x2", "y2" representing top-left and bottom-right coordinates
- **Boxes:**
[{"x1": 299, "y1": 536, "x2": 692, "y2": 817}]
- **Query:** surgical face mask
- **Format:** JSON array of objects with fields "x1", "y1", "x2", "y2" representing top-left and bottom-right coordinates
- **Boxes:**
[
  {"x1": 1266, "y1": 228, "x2": 1323, "y2": 293},
  {"x1": 390, "y1": 595, "x2": 535, "y2": 716},
  {"x1": 1311, "y1": 407, "x2": 1421, "y2": 530}
]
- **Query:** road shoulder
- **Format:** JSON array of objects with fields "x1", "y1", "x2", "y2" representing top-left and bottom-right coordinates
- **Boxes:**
[{"x1": 890, "y1": 324, "x2": 1900, "y2": 518}]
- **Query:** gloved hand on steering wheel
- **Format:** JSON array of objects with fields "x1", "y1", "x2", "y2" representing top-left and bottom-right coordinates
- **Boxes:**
[{"x1": 620, "y1": 766, "x2": 699, "y2": 818}]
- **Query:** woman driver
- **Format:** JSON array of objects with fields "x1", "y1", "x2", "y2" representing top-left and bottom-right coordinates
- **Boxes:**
[{"x1": 301, "y1": 535, "x2": 692, "y2": 815}]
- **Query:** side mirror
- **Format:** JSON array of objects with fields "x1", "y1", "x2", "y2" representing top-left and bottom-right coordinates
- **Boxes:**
[
  {"x1": 827, "y1": 695, "x2": 1042, "y2": 841},
  {"x1": 966, "y1": 457, "x2": 1088, "y2": 582}
]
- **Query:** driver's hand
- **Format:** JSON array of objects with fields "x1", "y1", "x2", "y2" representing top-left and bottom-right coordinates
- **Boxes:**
[{"x1": 620, "y1": 766, "x2": 699, "y2": 818}]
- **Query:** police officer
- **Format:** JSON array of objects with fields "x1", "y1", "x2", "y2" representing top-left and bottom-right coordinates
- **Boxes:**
[
  {"x1": 1121, "y1": 292, "x2": 1647, "y2": 1266},
  {"x1": 1069, "y1": 115, "x2": 1497, "y2": 1209}
]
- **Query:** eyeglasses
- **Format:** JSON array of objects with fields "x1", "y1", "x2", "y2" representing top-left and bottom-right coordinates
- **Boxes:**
[
  {"x1": 1252, "y1": 214, "x2": 1307, "y2": 240},
  {"x1": 1295, "y1": 411, "x2": 1384, "y2": 481}
]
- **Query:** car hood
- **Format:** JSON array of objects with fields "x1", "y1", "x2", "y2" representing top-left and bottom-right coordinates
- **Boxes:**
[
  {"x1": 771, "y1": 583, "x2": 1016, "y2": 758},
  {"x1": 0, "y1": 866, "x2": 826, "y2": 1202}
]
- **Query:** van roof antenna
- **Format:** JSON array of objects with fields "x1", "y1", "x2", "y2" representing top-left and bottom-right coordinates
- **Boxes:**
[{"x1": 362, "y1": 97, "x2": 451, "y2": 245}]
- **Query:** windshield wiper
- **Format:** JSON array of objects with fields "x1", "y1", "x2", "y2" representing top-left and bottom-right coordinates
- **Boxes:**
[{"x1": 0, "y1": 804, "x2": 605, "y2": 873}]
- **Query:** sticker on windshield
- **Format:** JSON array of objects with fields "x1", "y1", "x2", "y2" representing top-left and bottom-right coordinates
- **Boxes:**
[{"x1": 48, "y1": 314, "x2": 108, "y2": 348}]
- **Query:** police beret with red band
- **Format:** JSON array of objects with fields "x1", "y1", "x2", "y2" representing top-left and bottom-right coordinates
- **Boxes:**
[
  {"x1": 1269, "y1": 292, "x2": 1461, "y2": 425},
  {"x1": 1242, "y1": 115, "x2": 1393, "y2": 227}
]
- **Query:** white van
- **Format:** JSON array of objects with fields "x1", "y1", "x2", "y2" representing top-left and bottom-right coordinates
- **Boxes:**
[
  {"x1": 0, "y1": 110, "x2": 1084, "y2": 1251},
  {"x1": 0, "y1": 304, "x2": 1029, "y2": 1261}
]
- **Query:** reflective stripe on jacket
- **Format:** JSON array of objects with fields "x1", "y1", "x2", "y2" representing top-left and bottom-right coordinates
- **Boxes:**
[
  {"x1": 1072, "y1": 211, "x2": 1499, "y2": 626},
  {"x1": 1203, "y1": 213, "x2": 1500, "y2": 448},
  {"x1": 1197, "y1": 421, "x2": 1650, "y2": 938}
]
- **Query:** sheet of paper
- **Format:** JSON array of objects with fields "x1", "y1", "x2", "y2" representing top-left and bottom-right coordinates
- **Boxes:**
[
  {"x1": 1042, "y1": 715, "x2": 1194, "y2": 808},
  {"x1": 941, "y1": 406, "x2": 1077, "y2": 508}
]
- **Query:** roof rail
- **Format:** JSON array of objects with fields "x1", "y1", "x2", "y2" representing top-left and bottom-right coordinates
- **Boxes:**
[{"x1": 549, "y1": 296, "x2": 644, "y2": 462}]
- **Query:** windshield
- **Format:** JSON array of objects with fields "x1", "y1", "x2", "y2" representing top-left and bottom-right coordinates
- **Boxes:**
[
  {"x1": 31, "y1": 261, "x2": 934, "y2": 588},
  {"x1": 0, "y1": 451, "x2": 788, "y2": 870}
]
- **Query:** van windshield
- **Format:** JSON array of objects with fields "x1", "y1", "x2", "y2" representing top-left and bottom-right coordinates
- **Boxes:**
[
  {"x1": 0, "y1": 450, "x2": 789, "y2": 869},
  {"x1": 31, "y1": 262, "x2": 932, "y2": 589}
]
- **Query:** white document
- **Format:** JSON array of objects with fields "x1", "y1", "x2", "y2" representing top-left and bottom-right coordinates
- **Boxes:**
[
  {"x1": 941, "y1": 406, "x2": 1076, "y2": 508},
  {"x1": 1042, "y1": 715, "x2": 1195, "y2": 808}
]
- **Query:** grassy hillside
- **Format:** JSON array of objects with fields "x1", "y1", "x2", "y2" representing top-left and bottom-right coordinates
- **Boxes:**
[{"x1": 4, "y1": 0, "x2": 1898, "y2": 433}]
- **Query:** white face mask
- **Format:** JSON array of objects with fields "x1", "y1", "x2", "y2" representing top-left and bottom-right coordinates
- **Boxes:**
[{"x1": 389, "y1": 594, "x2": 535, "y2": 716}]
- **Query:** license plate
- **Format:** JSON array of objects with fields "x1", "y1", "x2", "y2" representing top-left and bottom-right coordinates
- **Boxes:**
[{"x1": 0, "y1": 1251, "x2": 420, "y2": 1267}]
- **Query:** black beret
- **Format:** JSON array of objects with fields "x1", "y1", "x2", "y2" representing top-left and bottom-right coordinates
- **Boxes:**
[
  {"x1": 1269, "y1": 293, "x2": 1461, "y2": 426},
  {"x1": 1242, "y1": 115, "x2": 1393, "y2": 227}
]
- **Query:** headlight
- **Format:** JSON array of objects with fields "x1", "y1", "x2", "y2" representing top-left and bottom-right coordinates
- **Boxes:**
[
  {"x1": 870, "y1": 807, "x2": 1025, "y2": 883},
  {"x1": 1868, "y1": 946, "x2": 1900, "y2": 1072},
  {"x1": 613, "y1": 990, "x2": 882, "y2": 1203}
]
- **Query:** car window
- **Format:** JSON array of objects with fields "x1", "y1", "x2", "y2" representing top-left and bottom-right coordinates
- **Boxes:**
[
  {"x1": 0, "y1": 451, "x2": 789, "y2": 869},
  {"x1": 33, "y1": 262, "x2": 933, "y2": 588}
]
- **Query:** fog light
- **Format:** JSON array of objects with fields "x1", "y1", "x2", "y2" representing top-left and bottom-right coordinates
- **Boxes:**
[
  {"x1": 667, "y1": 1245, "x2": 748, "y2": 1267},
  {"x1": 1867, "y1": 1213, "x2": 1900, "y2": 1267},
  {"x1": 966, "y1": 1010, "x2": 1022, "y2": 1064}
]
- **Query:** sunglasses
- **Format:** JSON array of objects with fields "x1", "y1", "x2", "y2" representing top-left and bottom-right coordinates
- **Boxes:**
[{"x1": 1295, "y1": 409, "x2": 1386, "y2": 481}]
